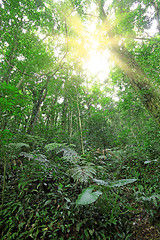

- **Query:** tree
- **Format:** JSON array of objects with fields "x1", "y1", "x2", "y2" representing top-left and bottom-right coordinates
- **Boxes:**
[
  {"x1": 0, "y1": 0, "x2": 69, "y2": 134},
  {"x1": 96, "y1": 0, "x2": 160, "y2": 127}
]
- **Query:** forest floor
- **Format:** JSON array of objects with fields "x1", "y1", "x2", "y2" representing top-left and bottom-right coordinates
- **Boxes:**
[{"x1": 132, "y1": 211, "x2": 160, "y2": 239}]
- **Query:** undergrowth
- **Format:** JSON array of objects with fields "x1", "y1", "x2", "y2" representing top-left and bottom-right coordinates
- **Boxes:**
[{"x1": 0, "y1": 138, "x2": 160, "y2": 239}]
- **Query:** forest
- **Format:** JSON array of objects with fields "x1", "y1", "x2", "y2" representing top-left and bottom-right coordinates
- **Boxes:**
[{"x1": 0, "y1": 0, "x2": 160, "y2": 239}]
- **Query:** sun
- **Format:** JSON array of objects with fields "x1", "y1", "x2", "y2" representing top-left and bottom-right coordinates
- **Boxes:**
[
  {"x1": 82, "y1": 18, "x2": 111, "y2": 83},
  {"x1": 65, "y1": 9, "x2": 111, "y2": 83},
  {"x1": 84, "y1": 29, "x2": 110, "y2": 83},
  {"x1": 85, "y1": 49, "x2": 110, "y2": 82}
]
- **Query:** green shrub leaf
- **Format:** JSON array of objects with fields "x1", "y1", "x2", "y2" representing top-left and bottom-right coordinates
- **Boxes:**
[
  {"x1": 93, "y1": 178, "x2": 137, "y2": 187},
  {"x1": 76, "y1": 186, "x2": 102, "y2": 205},
  {"x1": 108, "y1": 178, "x2": 137, "y2": 187}
]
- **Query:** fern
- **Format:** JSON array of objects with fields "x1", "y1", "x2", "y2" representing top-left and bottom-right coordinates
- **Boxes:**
[
  {"x1": 20, "y1": 152, "x2": 49, "y2": 166},
  {"x1": 6, "y1": 143, "x2": 30, "y2": 157},
  {"x1": 44, "y1": 143, "x2": 96, "y2": 182},
  {"x1": 44, "y1": 142, "x2": 78, "y2": 162},
  {"x1": 44, "y1": 142, "x2": 65, "y2": 152},
  {"x1": 61, "y1": 148, "x2": 78, "y2": 163},
  {"x1": 7, "y1": 143, "x2": 30, "y2": 150},
  {"x1": 69, "y1": 162, "x2": 96, "y2": 182}
]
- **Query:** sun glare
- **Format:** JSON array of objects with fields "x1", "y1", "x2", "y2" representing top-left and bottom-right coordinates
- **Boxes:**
[
  {"x1": 80, "y1": 16, "x2": 110, "y2": 83},
  {"x1": 84, "y1": 22, "x2": 110, "y2": 83},
  {"x1": 85, "y1": 50, "x2": 110, "y2": 82}
]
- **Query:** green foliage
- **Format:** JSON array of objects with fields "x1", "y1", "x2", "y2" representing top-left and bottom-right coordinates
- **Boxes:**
[
  {"x1": 0, "y1": 0, "x2": 160, "y2": 238},
  {"x1": 7, "y1": 143, "x2": 30, "y2": 150},
  {"x1": 44, "y1": 142, "x2": 65, "y2": 152},
  {"x1": 69, "y1": 162, "x2": 96, "y2": 182},
  {"x1": 19, "y1": 134, "x2": 47, "y2": 150},
  {"x1": 93, "y1": 178, "x2": 137, "y2": 187},
  {"x1": 133, "y1": 37, "x2": 160, "y2": 87},
  {"x1": 1, "y1": 140, "x2": 159, "y2": 239},
  {"x1": 0, "y1": 82, "x2": 29, "y2": 116},
  {"x1": 44, "y1": 143, "x2": 78, "y2": 161},
  {"x1": 76, "y1": 186, "x2": 102, "y2": 205}
]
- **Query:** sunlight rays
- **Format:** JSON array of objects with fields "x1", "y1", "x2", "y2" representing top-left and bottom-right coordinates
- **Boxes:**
[
  {"x1": 63, "y1": 1, "x2": 147, "y2": 88},
  {"x1": 65, "y1": 13, "x2": 111, "y2": 83},
  {"x1": 63, "y1": 5, "x2": 127, "y2": 84}
]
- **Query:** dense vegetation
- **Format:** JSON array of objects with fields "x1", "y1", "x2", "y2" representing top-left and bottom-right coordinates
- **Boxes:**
[{"x1": 0, "y1": 0, "x2": 160, "y2": 239}]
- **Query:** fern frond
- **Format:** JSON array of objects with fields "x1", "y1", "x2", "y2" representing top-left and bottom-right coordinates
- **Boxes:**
[
  {"x1": 69, "y1": 163, "x2": 96, "y2": 182},
  {"x1": 44, "y1": 142, "x2": 64, "y2": 152},
  {"x1": 7, "y1": 143, "x2": 30, "y2": 149}
]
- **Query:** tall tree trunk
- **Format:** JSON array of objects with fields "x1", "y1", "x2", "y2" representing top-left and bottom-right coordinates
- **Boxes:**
[
  {"x1": 68, "y1": 110, "x2": 73, "y2": 143},
  {"x1": 99, "y1": 0, "x2": 160, "y2": 127},
  {"x1": 27, "y1": 86, "x2": 48, "y2": 134},
  {"x1": 83, "y1": 88, "x2": 92, "y2": 135},
  {"x1": 76, "y1": 95, "x2": 84, "y2": 155},
  {"x1": 4, "y1": 45, "x2": 17, "y2": 83},
  {"x1": 111, "y1": 46, "x2": 160, "y2": 127},
  {"x1": 61, "y1": 96, "x2": 68, "y2": 130},
  {"x1": 152, "y1": 1, "x2": 160, "y2": 34}
]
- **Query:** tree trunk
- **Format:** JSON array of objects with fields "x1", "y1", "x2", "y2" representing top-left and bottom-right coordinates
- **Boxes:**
[
  {"x1": 99, "y1": 0, "x2": 160, "y2": 127},
  {"x1": 4, "y1": 45, "x2": 17, "y2": 84},
  {"x1": 68, "y1": 110, "x2": 73, "y2": 143},
  {"x1": 152, "y1": 1, "x2": 160, "y2": 34},
  {"x1": 111, "y1": 46, "x2": 160, "y2": 127},
  {"x1": 61, "y1": 96, "x2": 68, "y2": 130},
  {"x1": 27, "y1": 86, "x2": 48, "y2": 134},
  {"x1": 76, "y1": 95, "x2": 84, "y2": 155}
]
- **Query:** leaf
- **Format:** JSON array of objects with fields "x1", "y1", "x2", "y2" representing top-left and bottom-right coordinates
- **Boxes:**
[
  {"x1": 43, "y1": 200, "x2": 52, "y2": 207},
  {"x1": 84, "y1": 229, "x2": 89, "y2": 238},
  {"x1": 93, "y1": 178, "x2": 137, "y2": 187},
  {"x1": 7, "y1": 142, "x2": 30, "y2": 150},
  {"x1": 64, "y1": 197, "x2": 71, "y2": 203},
  {"x1": 60, "y1": 147, "x2": 78, "y2": 158},
  {"x1": 144, "y1": 159, "x2": 158, "y2": 164},
  {"x1": 69, "y1": 164, "x2": 96, "y2": 182},
  {"x1": 139, "y1": 194, "x2": 160, "y2": 202},
  {"x1": 93, "y1": 179, "x2": 109, "y2": 186},
  {"x1": 88, "y1": 229, "x2": 94, "y2": 236},
  {"x1": 44, "y1": 142, "x2": 63, "y2": 152},
  {"x1": 18, "y1": 222, "x2": 26, "y2": 229},
  {"x1": 108, "y1": 179, "x2": 137, "y2": 187},
  {"x1": 76, "y1": 222, "x2": 83, "y2": 232},
  {"x1": 76, "y1": 186, "x2": 102, "y2": 205}
]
